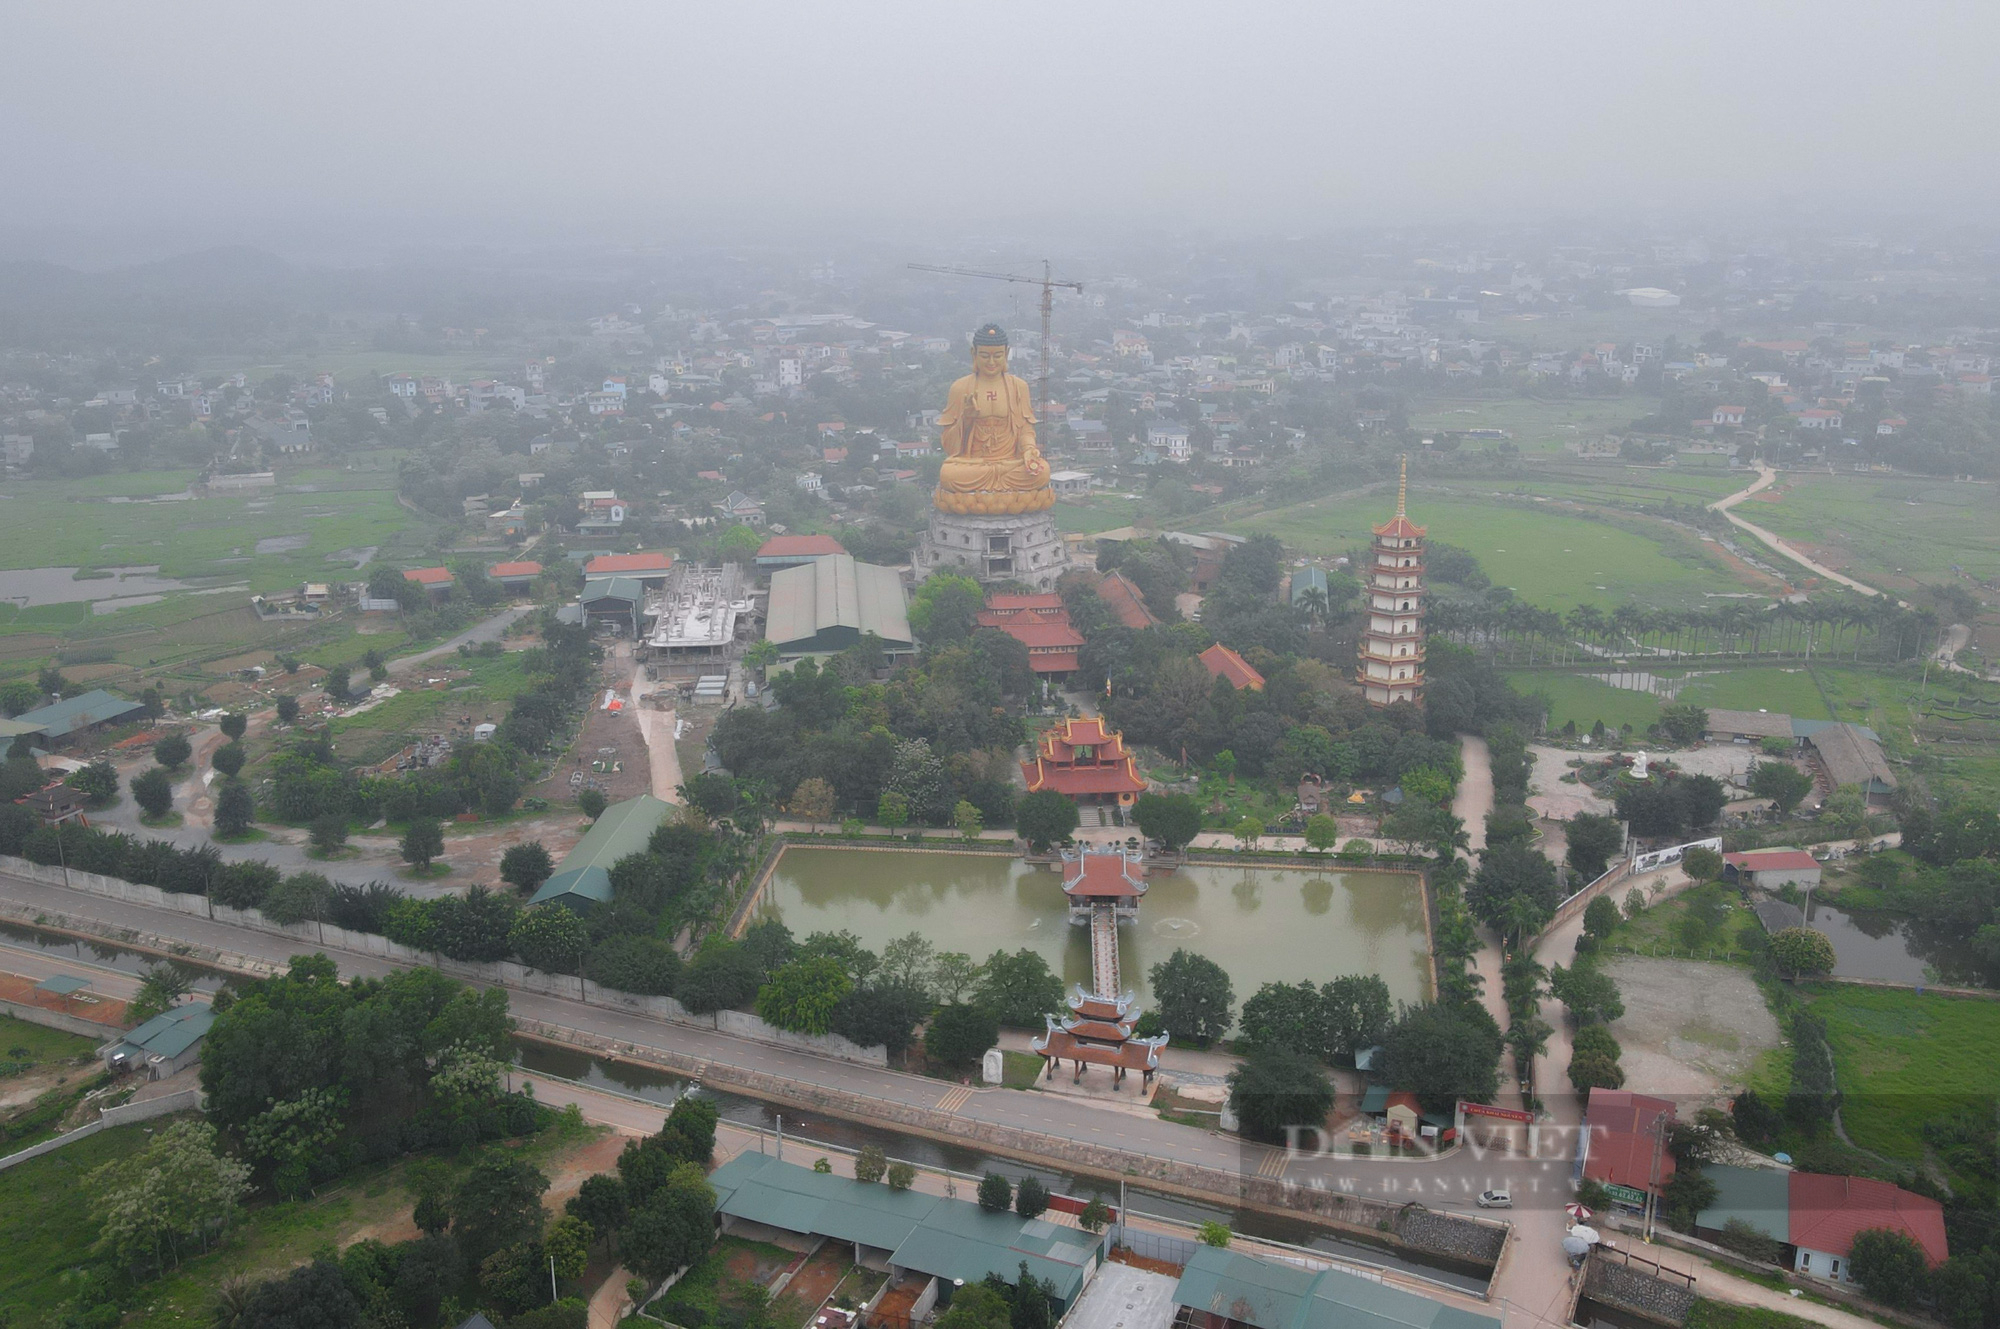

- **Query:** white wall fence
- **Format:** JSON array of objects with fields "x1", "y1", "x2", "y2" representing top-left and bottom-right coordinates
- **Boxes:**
[
  {"x1": 0, "y1": 1085, "x2": 203, "y2": 1172},
  {"x1": 0, "y1": 855, "x2": 888, "y2": 1068}
]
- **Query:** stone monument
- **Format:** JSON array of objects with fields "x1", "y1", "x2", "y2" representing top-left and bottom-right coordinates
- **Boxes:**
[{"x1": 916, "y1": 324, "x2": 1070, "y2": 591}]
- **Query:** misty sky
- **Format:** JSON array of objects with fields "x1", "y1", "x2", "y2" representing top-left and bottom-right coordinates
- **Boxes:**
[{"x1": 7, "y1": 1, "x2": 1997, "y2": 255}]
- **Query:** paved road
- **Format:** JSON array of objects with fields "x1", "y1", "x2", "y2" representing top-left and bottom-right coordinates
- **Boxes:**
[
  {"x1": 387, "y1": 605, "x2": 537, "y2": 675},
  {"x1": 1709, "y1": 466, "x2": 1887, "y2": 599},
  {"x1": 0, "y1": 868, "x2": 1577, "y2": 1215}
]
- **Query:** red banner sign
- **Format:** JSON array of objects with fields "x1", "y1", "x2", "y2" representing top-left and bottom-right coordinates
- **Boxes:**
[{"x1": 1460, "y1": 1102, "x2": 1534, "y2": 1124}]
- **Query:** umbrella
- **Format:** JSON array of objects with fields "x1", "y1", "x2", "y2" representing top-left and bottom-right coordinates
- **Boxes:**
[
  {"x1": 1565, "y1": 1203, "x2": 1594, "y2": 1222},
  {"x1": 1561, "y1": 1235, "x2": 1592, "y2": 1257},
  {"x1": 1570, "y1": 1225, "x2": 1602, "y2": 1245}
]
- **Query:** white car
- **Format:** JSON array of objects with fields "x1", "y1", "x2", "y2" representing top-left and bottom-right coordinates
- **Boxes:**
[{"x1": 1476, "y1": 1190, "x2": 1512, "y2": 1209}]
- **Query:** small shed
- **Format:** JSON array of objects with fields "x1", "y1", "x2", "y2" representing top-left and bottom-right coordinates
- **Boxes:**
[
  {"x1": 529, "y1": 794, "x2": 672, "y2": 909},
  {"x1": 102, "y1": 1002, "x2": 215, "y2": 1080}
]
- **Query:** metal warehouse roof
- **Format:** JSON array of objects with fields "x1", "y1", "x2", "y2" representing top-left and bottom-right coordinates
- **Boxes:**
[
  {"x1": 112, "y1": 1002, "x2": 215, "y2": 1060},
  {"x1": 766, "y1": 555, "x2": 911, "y2": 651},
  {"x1": 11, "y1": 689, "x2": 147, "y2": 740},
  {"x1": 1694, "y1": 1163, "x2": 1790, "y2": 1244},
  {"x1": 1171, "y1": 1246, "x2": 1498, "y2": 1329},
  {"x1": 707, "y1": 1153, "x2": 1096, "y2": 1302},
  {"x1": 529, "y1": 794, "x2": 672, "y2": 907}
]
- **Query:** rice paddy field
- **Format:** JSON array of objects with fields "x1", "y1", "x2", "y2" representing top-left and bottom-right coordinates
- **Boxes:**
[
  {"x1": 1738, "y1": 471, "x2": 2000, "y2": 587},
  {"x1": 1405, "y1": 395, "x2": 1661, "y2": 453},
  {"x1": 1232, "y1": 486, "x2": 1750, "y2": 610}
]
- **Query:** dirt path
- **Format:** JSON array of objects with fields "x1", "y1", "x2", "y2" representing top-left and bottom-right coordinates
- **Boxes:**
[{"x1": 1709, "y1": 465, "x2": 1888, "y2": 599}]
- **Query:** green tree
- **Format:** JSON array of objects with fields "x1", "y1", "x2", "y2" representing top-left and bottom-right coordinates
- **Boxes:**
[
  {"x1": 1233, "y1": 815, "x2": 1265, "y2": 850},
  {"x1": 1565, "y1": 813, "x2": 1625, "y2": 882},
  {"x1": 876, "y1": 789, "x2": 910, "y2": 831},
  {"x1": 308, "y1": 812, "x2": 349, "y2": 856},
  {"x1": 66, "y1": 757, "x2": 118, "y2": 804},
  {"x1": 623, "y1": 1163, "x2": 716, "y2": 1282},
  {"x1": 1548, "y1": 963, "x2": 1625, "y2": 1025},
  {"x1": 1657, "y1": 703, "x2": 1709, "y2": 746},
  {"x1": 212, "y1": 743, "x2": 245, "y2": 778},
  {"x1": 1680, "y1": 846, "x2": 1724, "y2": 884},
  {"x1": 452, "y1": 1151, "x2": 551, "y2": 1266},
  {"x1": 677, "y1": 941, "x2": 761, "y2": 1014},
  {"x1": 954, "y1": 799, "x2": 985, "y2": 841},
  {"x1": 854, "y1": 1143, "x2": 888, "y2": 1184},
  {"x1": 324, "y1": 664, "x2": 353, "y2": 700},
  {"x1": 1380, "y1": 1002, "x2": 1502, "y2": 1113},
  {"x1": 510, "y1": 906, "x2": 588, "y2": 974},
  {"x1": 976, "y1": 1172, "x2": 1012, "y2": 1214},
  {"x1": 220, "y1": 712, "x2": 248, "y2": 742},
  {"x1": 1582, "y1": 894, "x2": 1622, "y2": 941},
  {"x1": 1226, "y1": 1046, "x2": 1335, "y2": 1143},
  {"x1": 578, "y1": 788, "x2": 608, "y2": 820},
  {"x1": 1196, "y1": 1221, "x2": 1232, "y2": 1248},
  {"x1": 500, "y1": 840, "x2": 555, "y2": 893},
  {"x1": 215, "y1": 778, "x2": 255, "y2": 837},
  {"x1": 245, "y1": 1086, "x2": 347, "y2": 1197},
  {"x1": 1321, "y1": 975, "x2": 1392, "y2": 1061},
  {"x1": 1400, "y1": 766, "x2": 1456, "y2": 806},
  {"x1": 1148, "y1": 949, "x2": 1234, "y2": 1046},
  {"x1": 129, "y1": 960, "x2": 194, "y2": 1023},
  {"x1": 925, "y1": 1002, "x2": 999, "y2": 1069},
  {"x1": 935, "y1": 1283, "x2": 1013, "y2": 1329},
  {"x1": 1768, "y1": 926, "x2": 1836, "y2": 977},
  {"x1": 1015, "y1": 789, "x2": 1079, "y2": 853},
  {"x1": 132, "y1": 766, "x2": 175, "y2": 819},
  {"x1": 275, "y1": 694, "x2": 300, "y2": 724},
  {"x1": 756, "y1": 957, "x2": 854, "y2": 1035},
  {"x1": 1467, "y1": 841, "x2": 1561, "y2": 941},
  {"x1": 887, "y1": 1161, "x2": 917, "y2": 1192},
  {"x1": 1078, "y1": 1197, "x2": 1111, "y2": 1233},
  {"x1": 789, "y1": 776, "x2": 836, "y2": 831},
  {"x1": 1303, "y1": 813, "x2": 1340, "y2": 853},
  {"x1": 907, "y1": 574, "x2": 985, "y2": 644},
  {"x1": 565, "y1": 1174, "x2": 629, "y2": 1251},
  {"x1": 1133, "y1": 792, "x2": 1202, "y2": 853},
  {"x1": 262, "y1": 871, "x2": 332, "y2": 927},
  {"x1": 400, "y1": 818, "x2": 445, "y2": 871},
  {"x1": 1240, "y1": 981, "x2": 1330, "y2": 1059},
  {"x1": 1749, "y1": 760, "x2": 1814, "y2": 815},
  {"x1": 744, "y1": 639, "x2": 780, "y2": 671},
  {"x1": 1014, "y1": 1175, "x2": 1049, "y2": 1219},
  {"x1": 154, "y1": 732, "x2": 193, "y2": 769},
  {"x1": 546, "y1": 1213, "x2": 594, "y2": 1282},
  {"x1": 1822, "y1": 786, "x2": 1870, "y2": 839},
  {"x1": 975, "y1": 949, "x2": 1063, "y2": 1026},
  {"x1": 86, "y1": 1119, "x2": 251, "y2": 1273}
]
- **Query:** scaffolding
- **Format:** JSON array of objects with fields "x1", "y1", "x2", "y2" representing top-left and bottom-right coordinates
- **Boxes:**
[{"x1": 643, "y1": 563, "x2": 750, "y2": 666}]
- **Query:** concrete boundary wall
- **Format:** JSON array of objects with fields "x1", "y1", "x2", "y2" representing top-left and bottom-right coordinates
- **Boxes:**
[
  {"x1": 0, "y1": 1085, "x2": 201, "y2": 1172},
  {"x1": 0, "y1": 855, "x2": 888, "y2": 1069},
  {"x1": 0, "y1": 997, "x2": 117, "y2": 1040}
]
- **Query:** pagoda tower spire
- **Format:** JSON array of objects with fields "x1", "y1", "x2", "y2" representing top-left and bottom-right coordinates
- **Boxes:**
[{"x1": 1358, "y1": 455, "x2": 1426, "y2": 708}]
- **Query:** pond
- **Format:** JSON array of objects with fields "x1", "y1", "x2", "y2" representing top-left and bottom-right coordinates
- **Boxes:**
[
  {"x1": 1805, "y1": 897, "x2": 1988, "y2": 987},
  {"x1": 754, "y1": 848, "x2": 1433, "y2": 1006},
  {"x1": 0, "y1": 564, "x2": 204, "y2": 606}
]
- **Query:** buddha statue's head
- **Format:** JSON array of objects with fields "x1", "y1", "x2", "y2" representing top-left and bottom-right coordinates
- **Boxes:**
[{"x1": 972, "y1": 322, "x2": 1009, "y2": 377}]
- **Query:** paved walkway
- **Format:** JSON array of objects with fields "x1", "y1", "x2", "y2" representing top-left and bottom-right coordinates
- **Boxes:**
[
  {"x1": 1709, "y1": 466, "x2": 1885, "y2": 599},
  {"x1": 386, "y1": 604, "x2": 537, "y2": 674}
]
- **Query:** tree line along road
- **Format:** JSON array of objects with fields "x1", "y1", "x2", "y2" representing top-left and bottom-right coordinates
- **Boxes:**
[{"x1": 0, "y1": 868, "x2": 1575, "y2": 1214}]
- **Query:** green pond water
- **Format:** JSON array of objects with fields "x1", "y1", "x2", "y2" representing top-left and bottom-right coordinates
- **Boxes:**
[{"x1": 756, "y1": 848, "x2": 1433, "y2": 1007}]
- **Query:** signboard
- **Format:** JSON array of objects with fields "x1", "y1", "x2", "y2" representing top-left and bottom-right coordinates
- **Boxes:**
[
  {"x1": 1603, "y1": 1183, "x2": 1648, "y2": 1208},
  {"x1": 1460, "y1": 1102, "x2": 1535, "y2": 1124},
  {"x1": 1633, "y1": 836, "x2": 1722, "y2": 874}
]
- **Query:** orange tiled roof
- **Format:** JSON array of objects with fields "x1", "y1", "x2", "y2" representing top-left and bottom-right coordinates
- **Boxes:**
[{"x1": 1199, "y1": 642, "x2": 1265, "y2": 691}]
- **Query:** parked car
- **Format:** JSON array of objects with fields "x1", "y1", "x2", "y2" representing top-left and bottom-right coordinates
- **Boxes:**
[{"x1": 1476, "y1": 1190, "x2": 1512, "y2": 1209}]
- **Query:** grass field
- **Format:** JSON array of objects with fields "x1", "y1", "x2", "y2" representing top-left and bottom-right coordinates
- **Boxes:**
[
  {"x1": 1801, "y1": 983, "x2": 2000, "y2": 1164},
  {"x1": 1, "y1": 1111, "x2": 606, "y2": 1328},
  {"x1": 1054, "y1": 496, "x2": 1141, "y2": 534},
  {"x1": 1505, "y1": 665, "x2": 1833, "y2": 732},
  {"x1": 1745, "y1": 471, "x2": 2000, "y2": 587},
  {"x1": 1233, "y1": 487, "x2": 1748, "y2": 610},
  {"x1": 0, "y1": 1014, "x2": 99, "y2": 1064},
  {"x1": 1405, "y1": 395, "x2": 1661, "y2": 453},
  {"x1": 1465, "y1": 465, "x2": 1747, "y2": 506},
  {"x1": 0, "y1": 475, "x2": 431, "y2": 595},
  {"x1": 326, "y1": 649, "x2": 533, "y2": 768},
  {"x1": 1816, "y1": 663, "x2": 2000, "y2": 803}
]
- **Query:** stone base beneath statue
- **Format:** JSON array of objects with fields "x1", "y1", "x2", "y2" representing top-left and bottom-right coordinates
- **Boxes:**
[{"x1": 917, "y1": 508, "x2": 1070, "y2": 590}]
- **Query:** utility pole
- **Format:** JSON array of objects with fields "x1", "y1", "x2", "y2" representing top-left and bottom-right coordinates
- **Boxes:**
[{"x1": 907, "y1": 261, "x2": 1085, "y2": 425}]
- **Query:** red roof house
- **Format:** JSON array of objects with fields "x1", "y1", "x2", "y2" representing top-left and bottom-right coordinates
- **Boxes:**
[
  {"x1": 487, "y1": 560, "x2": 542, "y2": 584},
  {"x1": 1582, "y1": 1088, "x2": 1677, "y2": 1195},
  {"x1": 1788, "y1": 1173, "x2": 1947, "y2": 1274},
  {"x1": 584, "y1": 552, "x2": 674, "y2": 578},
  {"x1": 403, "y1": 567, "x2": 453, "y2": 598},
  {"x1": 755, "y1": 534, "x2": 846, "y2": 569},
  {"x1": 1096, "y1": 571, "x2": 1158, "y2": 629},
  {"x1": 1199, "y1": 642, "x2": 1265, "y2": 691},
  {"x1": 1022, "y1": 717, "x2": 1148, "y2": 805}
]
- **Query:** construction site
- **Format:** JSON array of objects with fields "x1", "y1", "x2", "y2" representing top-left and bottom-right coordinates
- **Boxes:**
[{"x1": 640, "y1": 563, "x2": 758, "y2": 676}]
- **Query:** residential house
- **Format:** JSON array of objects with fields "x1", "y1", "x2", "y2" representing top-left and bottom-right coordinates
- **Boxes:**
[
  {"x1": 486, "y1": 560, "x2": 543, "y2": 591},
  {"x1": 1580, "y1": 1088, "x2": 1677, "y2": 1207},
  {"x1": 576, "y1": 492, "x2": 628, "y2": 534},
  {"x1": 1694, "y1": 1164, "x2": 1946, "y2": 1286},
  {"x1": 1723, "y1": 848, "x2": 1822, "y2": 891},
  {"x1": 402, "y1": 567, "x2": 454, "y2": 601},
  {"x1": 714, "y1": 491, "x2": 767, "y2": 526},
  {"x1": 1049, "y1": 470, "x2": 1093, "y2": 496},
  {"x1": 101, "y1": 1003, "x2": 216, "y2": 1081},
  {"x1": 755, "y1": 534, "x2": 846, "y2": 571}
]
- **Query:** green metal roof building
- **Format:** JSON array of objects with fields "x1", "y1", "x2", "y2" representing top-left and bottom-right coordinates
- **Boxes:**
[
  {"x1": 708, "y1": 1152, "x2": 1099, "y2": 1305},
  {"x1": 766, "y1": 555, "x2": 912, "y2": 659},
  {"x1": 1172, "y1": 1246, "x2": 1498, "y2": 1329},
  {"x1": 1691, "y1": 1163, "x2": 1790, "y2": 1244},
  {"x1": 102, "y1": 1002, "x2": 216, "y2": 1080},
  {"x1": 10, "y1": 689, "x2": 147, "y2": 744},
  {"x1": 528, "y1": 794, "x2": 672, "y2": 908}
]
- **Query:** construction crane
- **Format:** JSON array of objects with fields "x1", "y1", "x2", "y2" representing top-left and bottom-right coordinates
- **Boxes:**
[{"x1": 907, "y1": 260, "x2": 1084, "y2": 420}]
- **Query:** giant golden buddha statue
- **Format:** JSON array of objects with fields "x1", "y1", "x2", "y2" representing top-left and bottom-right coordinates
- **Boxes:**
[{"x1": 932, "y1": 323, "x2": 1054, "y2": 515}]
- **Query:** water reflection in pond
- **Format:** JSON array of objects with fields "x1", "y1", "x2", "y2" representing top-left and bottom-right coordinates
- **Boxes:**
[
  {"x1": 1807, "y1": 898, "x2": 1986, "y2": 986},
  {"x1": 757, "y1": 849, "x2": 1433, "y2": 1005}
]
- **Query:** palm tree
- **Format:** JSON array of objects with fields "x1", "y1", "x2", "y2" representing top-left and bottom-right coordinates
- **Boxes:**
[{"x1": 1298, "y1": 585, "x2": 1329, "y2": 626}]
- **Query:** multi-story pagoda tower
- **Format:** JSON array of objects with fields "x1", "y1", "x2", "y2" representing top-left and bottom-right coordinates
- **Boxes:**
[{"x1": 1358, "y1": 456, "x2": 1426, "y2": 707}]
